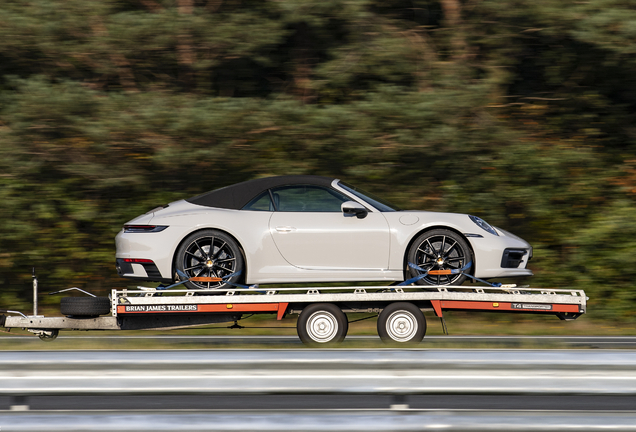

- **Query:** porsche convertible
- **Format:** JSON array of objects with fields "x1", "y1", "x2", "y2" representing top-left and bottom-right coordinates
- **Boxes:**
[{"x1": 115, "y1": 175, "x2": 532, "y2": 289}]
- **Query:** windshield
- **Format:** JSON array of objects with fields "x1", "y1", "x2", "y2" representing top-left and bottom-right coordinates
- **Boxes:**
[{"x1": 337, "y1": 181, "x2": 401, "y2": 212}]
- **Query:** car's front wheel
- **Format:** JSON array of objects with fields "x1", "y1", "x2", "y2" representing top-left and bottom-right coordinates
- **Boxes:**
[
  {"x1": 407, "y1": 229, "x2": 472, "y2": 286},
  {"x1": 175, "y1": 229, "x2": 244, "y2": 290}
]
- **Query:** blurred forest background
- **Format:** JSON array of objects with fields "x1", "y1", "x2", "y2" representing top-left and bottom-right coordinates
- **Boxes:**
[{"x1": 0, "y1": 0, "x2": 635, "y2": 321}]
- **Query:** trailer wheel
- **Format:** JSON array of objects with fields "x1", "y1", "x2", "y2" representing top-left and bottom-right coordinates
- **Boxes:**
[
  {"x1": 297, "y1": 303, "x2": 348, "y2": 346},
  {"x1": 377, "y1": 302, "x2": 426, "y2": 344},
  {"x1": 60, "y1": 297, "x2": 111, "y2": 316},
  {"x1": 38, "y1": 329, "x2": 59, "y2": 341}
]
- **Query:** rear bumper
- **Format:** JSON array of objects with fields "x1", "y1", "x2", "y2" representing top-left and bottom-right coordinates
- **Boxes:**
[{"x1": 115, "y1": 258, "x2": 172, "y2": 284}]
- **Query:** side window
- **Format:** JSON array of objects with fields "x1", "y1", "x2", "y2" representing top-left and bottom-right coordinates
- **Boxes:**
[
  {"x1": 242, "y1": 191, "x2": 274, "y2": 211},
  {"x1": 271, "y1": 185, "x2": 349, "y2": 212}
]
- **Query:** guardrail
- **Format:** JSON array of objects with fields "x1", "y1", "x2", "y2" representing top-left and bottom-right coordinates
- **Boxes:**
[
  {"x1": 1, "y1": 349, "x2": 636, "y2": 396},
  {"x1": 2, "y1": 349, "x2": 636, "y2": 431}
]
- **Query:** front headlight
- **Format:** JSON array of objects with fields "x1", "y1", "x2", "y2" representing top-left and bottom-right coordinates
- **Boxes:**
[{"x1": 468, "y1": 215, "x2": 499, "y2": 236}]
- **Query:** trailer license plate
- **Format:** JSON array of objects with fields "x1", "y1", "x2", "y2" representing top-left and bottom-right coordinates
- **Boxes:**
[{"x1": 511, "y1": 303, "x2": 552, "y2": 310}]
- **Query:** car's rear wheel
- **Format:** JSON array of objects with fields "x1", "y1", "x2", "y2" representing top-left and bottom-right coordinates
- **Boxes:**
[
  {"x1": 175, "y1": 229, "x2": 244, "y2": 290},
  {"x1": 407, "y1": 229, "x2": 472, "y2": 286},
  {"x1": 297, "y1": 303, "x2": 348, "y2": 346}
]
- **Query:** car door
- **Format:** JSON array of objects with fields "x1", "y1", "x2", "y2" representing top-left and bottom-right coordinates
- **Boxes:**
[{"x1": 268, "y1": 185, "x2": 391, "y2": 270}]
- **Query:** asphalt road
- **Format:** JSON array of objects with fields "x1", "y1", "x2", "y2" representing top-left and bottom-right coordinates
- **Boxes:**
[{"x1": 3, "y1": 334, "x2": 636, "y2": 348}]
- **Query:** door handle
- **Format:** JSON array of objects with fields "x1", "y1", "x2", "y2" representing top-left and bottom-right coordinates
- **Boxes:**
[{"x1": 275, "y1": 226, "x2": 296, "y2": 233}]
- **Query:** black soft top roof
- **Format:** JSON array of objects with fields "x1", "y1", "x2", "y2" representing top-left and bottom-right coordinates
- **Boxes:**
[{"x1": 186, "y1": 175, "x2": 336, "y2": 210}]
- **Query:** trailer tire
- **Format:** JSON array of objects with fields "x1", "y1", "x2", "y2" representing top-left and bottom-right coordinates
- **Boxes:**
[
  {"x1": 297, "y1": 303, "x2": 348, "y2": 346},
  {"x1": 377, "y1": 302, "x2": 426, "y2": 344},
  {"x1": 38, "y1": 329, "x2": 59, "y2": 341},
  {"x1": 60, "y1": 297, "x2": 111, "y2": 316}
]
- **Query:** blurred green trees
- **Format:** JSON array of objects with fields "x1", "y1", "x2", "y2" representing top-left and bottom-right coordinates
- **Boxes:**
[{"x1": 0, "y1": 0, "x2": 634, "y2": 320}]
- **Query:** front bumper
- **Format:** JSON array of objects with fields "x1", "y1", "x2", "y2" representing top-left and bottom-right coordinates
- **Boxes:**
[{"x1": 467, "y1": 228, "x2": 534, "y2": 279}]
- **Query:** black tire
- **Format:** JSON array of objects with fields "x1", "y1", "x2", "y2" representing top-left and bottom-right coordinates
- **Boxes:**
[
  {"x1": 38, "y1": 329, "x2": 59, "y2": 341},
  {"x1": 175, "y1": 229, "x2": 244, "y2": 290},
  {"x1": 60, "y1": 297, "x2": 111, "y2": 316},
  {"x1": 407, "y1": 229, "x2": 473, "y2": 286},
  {"x1": 377, "y1": 302, "x2": 426, "y2": 344},
  {"x1": 297, "y1": 303, "x2": 348, "y2": 346}
]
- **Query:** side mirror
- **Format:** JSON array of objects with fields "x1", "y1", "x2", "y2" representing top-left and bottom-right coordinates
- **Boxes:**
[{"x1": 341, "y1": 201, "x2": 368, "y2": 219}]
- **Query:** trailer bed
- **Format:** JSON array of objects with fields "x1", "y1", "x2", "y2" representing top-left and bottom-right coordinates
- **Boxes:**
[{"x1": 1, "y1": 283, "x2": 586, "y2": 344}]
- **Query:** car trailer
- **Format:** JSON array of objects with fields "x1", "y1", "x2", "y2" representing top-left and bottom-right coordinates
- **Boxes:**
[{"x1": 0, "y1": 274, "x2": 587, "y2": 345}]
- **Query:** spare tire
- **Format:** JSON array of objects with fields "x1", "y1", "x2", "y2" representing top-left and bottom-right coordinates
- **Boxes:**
[{"x1": 60, "y1": 297, "x2": 111, "y2": 316}]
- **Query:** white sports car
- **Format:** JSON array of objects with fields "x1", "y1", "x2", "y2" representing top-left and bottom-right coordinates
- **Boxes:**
[{"x1": 115, "y1": 175, "x2": 533, "y2": 289}]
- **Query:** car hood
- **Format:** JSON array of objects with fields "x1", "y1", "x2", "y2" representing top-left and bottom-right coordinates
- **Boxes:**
[{"x1": 384, "y1": 210, "x2": 503, "y2": 236}]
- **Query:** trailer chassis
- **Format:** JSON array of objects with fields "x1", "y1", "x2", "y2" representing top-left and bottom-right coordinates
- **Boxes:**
[{"x1": 1, "y1": 276, "x2": 587, "y2": 345}]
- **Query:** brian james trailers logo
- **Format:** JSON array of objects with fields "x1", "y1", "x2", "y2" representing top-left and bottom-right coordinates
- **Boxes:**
[
  {"x1": 511, "y1": 303, "x2": 552, "y2": 310},
  {"x1": 124, "y1": 305, "x2": 198, "y2": 312}
]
